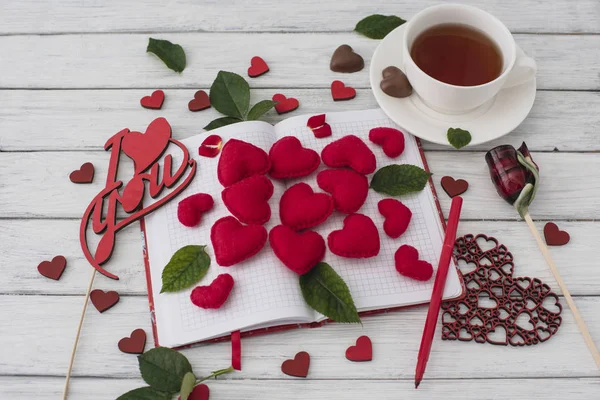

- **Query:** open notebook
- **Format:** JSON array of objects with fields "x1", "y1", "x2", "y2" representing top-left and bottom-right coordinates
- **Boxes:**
[{"x1": 142, "y1": 108, "x2": 464, "y2": 348}]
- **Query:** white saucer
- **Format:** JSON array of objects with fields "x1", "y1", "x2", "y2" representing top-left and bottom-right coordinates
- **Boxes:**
[{"x1": 369, "y1": 24, "x2": 536, "y2": 147}]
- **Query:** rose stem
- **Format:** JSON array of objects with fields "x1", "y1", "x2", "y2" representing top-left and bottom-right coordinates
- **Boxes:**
[{"x1": 524, "y1": 212, "x2": 600, "y2": 370}]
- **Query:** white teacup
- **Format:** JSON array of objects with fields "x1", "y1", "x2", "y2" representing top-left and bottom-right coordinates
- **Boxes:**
[{"x1": 402, "y1": 4, "x2": 537, "y2": 114}]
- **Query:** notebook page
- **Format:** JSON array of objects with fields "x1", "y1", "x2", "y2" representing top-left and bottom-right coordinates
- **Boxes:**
[
  {"x1": 274, "y1": 109, "x2": 462, "y2": 317},
  {"x1": 144, "y1": 121, "x2": 314, "y2": 348}
]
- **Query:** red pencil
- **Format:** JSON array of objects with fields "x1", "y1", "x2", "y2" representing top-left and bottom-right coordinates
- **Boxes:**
[{"x1": 415, "y1": 196, "x2": 463, "y2": 388}]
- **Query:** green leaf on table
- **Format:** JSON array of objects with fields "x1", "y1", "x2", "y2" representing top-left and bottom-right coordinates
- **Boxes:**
[
  {"x1": 370, "y1": 164, "x2": 432, "y2": 196},
  {"x1": 299, "y1": 262, "x2": 360, "y2": 323},
  {"x1": 247, "y1": 100, "x2": 278, "y2": 120},
  {"x1": 209, "y1": 71, "x2": 250, "y2": 120},
  {"x1": 204, "y1": 116, "x2": 242, "y2": 131},
  {"x1": 355, "y1": 14, "x2": 406, "y2": 39},
  {"x1": 116, "y1": 386, "x2": 172, "y2": 400},
  {"x1": 179, "y1": 372, "x2": 197, "y2": 400},
  {"x1": 161, "y1": 245, "x2": 210, "y2": 293},
  {"x1": 447, "y1": 127, "x2": 472, "y2": 149},
  {"x1": 146, "y1": 38, "x2": 187, "y2": 73},
  {"x1": 138, "y1": 347, "x2": 193, "y2": 394}
]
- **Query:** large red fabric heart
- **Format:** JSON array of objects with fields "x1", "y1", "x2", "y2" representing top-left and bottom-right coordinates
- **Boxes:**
[
  {"x1": 281, "y1": 351, "x2": 310, "y2": 378},
  {"x1": 191, "y1": 273, "x2": 235, "y2": 309},
  {"x1": 269, "y1": 136, "x2": 320, "y2": 179},
  {"x1": 222, "y1": 175, "x2": 274, "y2": 225},
  {"x1": 121, "y1": 117, "x2": 172, "y2": 174},
  {"x1": 328, "y1": 214, "x2": 380, "y2": 258},
  {"x1": 140, "y1": 89, "x2": 165, "y2": 109},
  {"x1": 369, "y1": 127, "x2": 405, "y2": 158},
  {"x1": 280, "y1": 183, "x2": 333, "y2": 231},
  {"x1": 217, "y1": 138, "x2": 271, "y2": 187},
  {"x1": 317, "y1": 169, "x2": 368, "y2": 214},
  {"x1": 90, "y1": 289, "x2": 120, "y2": 313},
  {"x1": 321, "y1": 135, "x2": 376, "y2": 174},
  {"x1": 177, "y1": 193, "x2": 214, "y2": 227},
  {"x1": 331, "y1": 80, "x2": 356, "y2": 101},
  {"x1": 544, "y1": 222, "x2": 570, "y2": 246},
  {"x1": 248, "y1": 56, "x2": 269, "y2": 78},
  {"x1": 269, "y1": 225, "x2": 325, "y2": 275},
  {"x1": 211, "y1": 216, "x2": 267, "y2": 266},
  {"x1": 188, "y1": 90, "x2": 211, "y2": 111},
  {"x1": 118, "y1": 329, "x2": 146, "y2": 354},
  {"x1": 272, "y1": 93, "x2": 300, "y2": 114},
  {"x1": 69, "y1": 162, "x2": 95, "y2": 184},
  {"x1": 37, "y1": 255, "x2": 67, "y2": 280},
  {"x1": 394, "y1": 245, "x2": 433, "y2": 281},
  {"x1": 345, "y1": 335, "x2": 372, "y2": 362},
  {"x1": 378, "y1": 199, "x2": 412, "y2": 238}
]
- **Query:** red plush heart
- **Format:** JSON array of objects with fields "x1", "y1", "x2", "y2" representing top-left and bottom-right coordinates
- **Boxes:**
[
  {"x1": 272, "y1": 93, "x2": 299, "y2": 115},
  {"x1": 306, "y1": 114, "x2": 332, "y2": 138},
  {"x1": 198, "y1": 135, "x2": 223, "y2": 158},
  {"x1": 346, "y1": 335, "x2": 372, "y2": 362},
  {"x1": 328, "y1": 214, "x2": 380, "y2": 258},
  {"x1": 369, "y1": 127, "x2": 405, "y2": 158},
  {"x1": 222, "y1": 175, "x2": 274, "y2": 225},
  {"x1": 191, "y1": 273, "x2": 235, "y2": 309},
  {"x1": 90, "y1": 289, "x2": 120, "y2": 313},
  {"x1": 178, "y1": 193, "x2": 214, "y2": 227},
  {"x1": 378, "y1": 199, "x2": 412, "y2": 238},
  {"x1": 188, "y1": 90, "x2": 211, "y2": 112},
  {"x1": 181, "y1": 384, "x2": 209, "y2": 400},
  {"x1": 217, "y1": 138, "x2": 271, "y2": 187},
  {"x1": 321, "y1": 135, "x2": 376, "y2": 174},
  {"x1": 270, "y1": 225, "x2": 325, "y2": 275},
  {"x1": 544, "y1": 222, "x2": 570, "y2": 246},
  {"x1": 281, "y1": 351, "x2": 310, "y2": 378},
  {"x1": 248, "y1": 56, "x2": 270, "y2": 78},
  {"x1": 441, "y1": 176, "x2": 469, "y2": 198},
  {"x1": 37, "y1": 255, "x2": 67, "y2": 280},
  {"x1": 121, "y1": 117, "x2": 172, "y2": 174},
  {"x1": 269, "y1": 136, "x2": 320, "y2": 179},
  {"x1": 118, "y1": 329, "x2": 146, "y2": 354},
  {"x1": 140, "y1": 90, "x2": 165, "y2": 109},
  {"x1": 394, "y1": 245, "x2": 433, "y2": 281},
  {"x1": 317, "y1": 169, "x2": 369, "y2": 214},
  {"x1": 211, "y1": 216, "x2": 267, "y2": 266},
  {"x1": 69, "y1": 162, "x2": 95, "y2": 184},
  {"x1": 280, "y1": 183, "x2": 333, "y2": 231},
  {"x1": 331, "y1": 80, "x2": 356, "y2": 101}
]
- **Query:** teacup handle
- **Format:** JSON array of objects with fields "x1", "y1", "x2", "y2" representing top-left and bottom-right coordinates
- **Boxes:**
[{"x1": 503, "y1": 45, "x2": 537, "y2": 89}]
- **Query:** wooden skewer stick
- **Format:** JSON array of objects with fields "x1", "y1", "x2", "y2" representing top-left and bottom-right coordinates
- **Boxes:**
[{"x1": 524, "y1": 212, "x2": 600, "y2": 370}]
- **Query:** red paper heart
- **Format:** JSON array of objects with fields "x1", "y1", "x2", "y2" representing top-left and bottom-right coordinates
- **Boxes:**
[
  {"x1": 188, "y1": 90, "x2": 211, "y2": 112},
  {"x1": 306, "y1": 114, "x2": 332, "y2": 138},
  {"x1": 37, "y1": 255, "x2": 67, "y2": 280},
  {"x1": 222, "y1": 175, "x2": 274, "y2": 225},
  {"x1": 328, "y1": 213, "x2": 380, "y2": 258},
  {"x1": 346, "y1": 335, "x2": 372, "y2": 362},
  {"x1": 69, "y1": 162, "x2": 95, "y2": 184},
  {"x1": 211, "y1": 216, "x2": 267, "y2": 266},
  {"x1": 280, "y1": 183, "x2": 333, "y2": 231},
  {"x1": 281, "y1": 351, "x2": 310, "y2": 378},
  {"x1": 331, "y1": 80, "x2": 356, "y2": 101},
  {"x1": 321, "y1": 135, "x2": 376, "y2": 174},
  {"x1": 441, "y1": 176, "x2": 469, "y2": 198},
  {"x1": 140, "y1": 89, "x2": 165, "y2": 109},
  {"x1": 317, "y1": 169, "x2": 369, "y2": 214},
  {"x1": 394, "y1": 245, "x2": 433, "y2": 281},
  {"x1": 217, "y1": 139, "x2": 271, "y2": 187},
  {"x1": 369, "y1": 127, "x2": 405, "y2": 158},
  {"x1": 121, "y1": 117, "x2": 172, "y2": 174},
  {"x1": 378, "y1": 199, "x2": 412, "y2": 238},
  {"x1": 90, "y1": 289, "x2": 120, "y2": 313},
  {"x1": 180, "y1": 384, "x2": 209, "y2": 400},
  {"x1": 544, "y1": 222, "x2": 570, "y2": 246},
  {"x1": 198, "y1": 135, "x2": 223, "y2": 158},
  {"x1": 272, "y1": 93, "x2": 299, "y2": 115},
  {"x1": 270, "y1": 225, "x2": 325, "y2": 275},
  {"x1": 177, "y1": 193, "x2": 214, "y2": 227},
  {"x1": 269, "y1": 136, "x2": 320, "y2": 179},
  {"x1": 248, "y1": 56, "x2": 269, "y2": 78},
  {"x1": 191, "y1": 273, "x2": 235, "y2": 309},
  {"x1": 118, "y1": 328, "x2": 146, "y2": 354}
]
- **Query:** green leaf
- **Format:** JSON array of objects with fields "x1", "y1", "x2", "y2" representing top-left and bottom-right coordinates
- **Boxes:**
[
  {"x1": 138, "y1": 347, "x2": 193, "y2": 394},
  {"x1": 209, "y1": 71, "x2": 250, "y2": 119},
  {"x1": 370, "y1": 164, "x2": 432, "y2": 196},
  {"x1": 300, "y1": 262, "x2": 360, "y2": 323},
  {"x1": 247, "y1": 100, "x2": 278, "y2": 121},
  {"x1": 161, "y1": 245, "x2": 210, "y2": 293},
  {"x1": 116, "y1": 386, "x2": 171, "y2": 400},
  {"x1": 447, "y1": 127, "x2": 472, "y2": 149},
  {"x1": 179, "y1": 372, "x2": 197, "y2": 400},
  {"x1": 355, "y1": 14, "x2": 406, "y2": 39},
  {"x1": 146, "y1": 38, "x2": 186, "y2": 73},
  {"x1": 203, "y1": 117, "x2": 242, "y2": 131}
]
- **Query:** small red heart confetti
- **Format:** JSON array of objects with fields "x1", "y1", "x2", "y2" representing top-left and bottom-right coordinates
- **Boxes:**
[
  {"x1": 272, "y1": 93, "x2": 299, "y2": 115},
  {"x1": 270, "y1": 225, "x2": 326, "y2": 275},
  {"x1": 118, "y1": 328, "x2": 146, "y2": 354},
  {"x1": 331, "y1": 80, "x2": 356, "y2": 101},
  {"x1": 269, "y1": 136, "x2": 320, "y2": 179},
  {"x1": 248, "y1": 56, "x2": 270, "y2": 78},
  {"x1": 90, "y1": 289, "x2": 120, "y2": 313},
  {"x1": 218, "y1": 139, "x2": 271, "y2": 187},
  {"x1": 198, "y1": 135, "x2": 223, "y2": 158},
  {"x1": 440, "y1": 176, "x2": 469, "y2": 198},
  {"x1": 395, "y1": 245, "x2": 433, "y2": 281},
  {"x1": 179, "y1": 384, "x2": 209, "y2": 400},
  {"x1": 544, "y1": 222, "x2": 570, "y2": 246},
  {"x1": 306, "y1": 114, "x2": 332, "y2": 138},
  {"x1": 369, "y1": 127, "x2": 405, "y2": 158},
  {"x1": 177, "y1": 193, "x2": 214, "y2": 228},
  {"x1": 322, "y1": 135, "x2": 376, "y2": 175},
  {"x1": 140, "y1": 89, "x2": 165, "y2": 109},
  {"x1": 378, "y1": 199, "x2": 412, "y2": 239},
  {"x1": 280, "y1": 183, "x2": 333, "y2": 231},
  {"x1": 191, "y1": 273, "x2": 235, "y2": 309},
  {"x1": 37, "y1": 256, "x2": 67, "y2": 280},
  {"x1": 69, "y1": 162, "x2": 95, "y2": 184},
  {"x1": 281, "y1": 351, "x2": 310, "y2": 378},
  {"x1": 328, "y1": 213, "x2": 380, "y2": 258},
  {"x1": 188, "y1": 90, "x2": 211, "y2": 112},
  {"x1": 222, "y1": 175, "x2": 274, "y2": 225},
  {"x1": 346, "y1": 335, "x2": 372, "y2": 362},
  {"x1": 317, "y1": 169, "x2": 369, "y2": 214},
  {"x1": 211, "y1": 216, "x2": 268, "y2": 266}
]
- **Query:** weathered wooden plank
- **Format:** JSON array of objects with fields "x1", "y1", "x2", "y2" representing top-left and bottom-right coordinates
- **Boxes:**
[
  {"x1": 1, "y1": 89, "x2": 597, "y2": 152},
  {"x1": 0, "y1": 33, "x2": 598, "y2": 90}
]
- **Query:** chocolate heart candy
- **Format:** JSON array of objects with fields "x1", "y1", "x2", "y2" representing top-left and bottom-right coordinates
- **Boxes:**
[
  {"x1": 330, "y1": 45, "x2": 364, "y2": 73},
  {"x1": 380, "y1": 66, "x2": 412, "y2": 98}
]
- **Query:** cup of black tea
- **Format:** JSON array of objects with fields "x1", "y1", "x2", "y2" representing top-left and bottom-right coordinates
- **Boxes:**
[{"x1": 402, "y1": 4, "x2": 536, "y2": 114}]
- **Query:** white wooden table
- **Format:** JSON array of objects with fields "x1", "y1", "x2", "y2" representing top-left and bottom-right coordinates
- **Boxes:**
[{"x1": 1, "y1": 1, "x2": 599, "y2": 399}]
